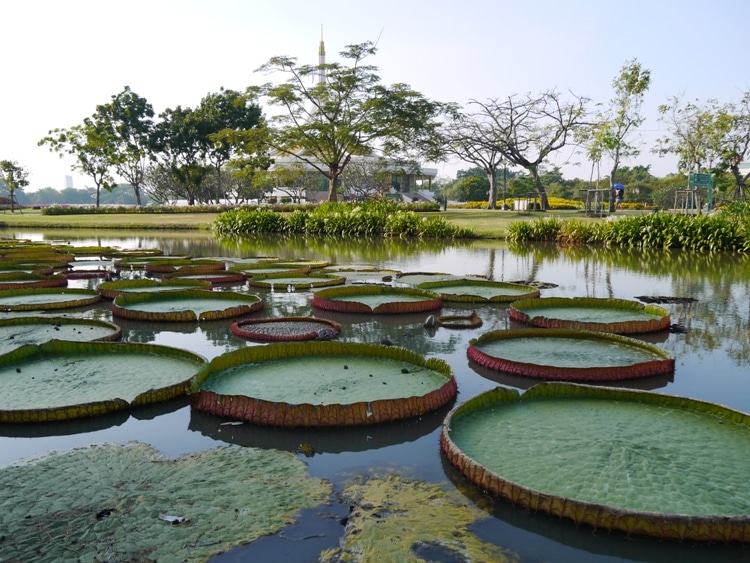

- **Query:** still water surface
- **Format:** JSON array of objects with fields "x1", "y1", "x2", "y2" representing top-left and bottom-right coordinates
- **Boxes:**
[{"x1": 2, "y1": 229, "x2": 750, "y2": 562}]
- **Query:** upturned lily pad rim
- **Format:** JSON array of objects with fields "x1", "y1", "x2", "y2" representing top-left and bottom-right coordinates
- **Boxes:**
[
  {"x1": 0, "y1": 288, "x2": 101, "y2": 311},
  {"x1": 230, "y1": 316, "x2": 342, "y2": 342},
  {"x1": 248, "y1": 272, "x2": 345, "y2": 289},
  {"x1": 191, "y1": 341, "x2": 457, "y2": 427},
  {"x1": 0, "y1": 315, "x2": 122, "y2": 348},
  {"x1": 0, "y1": 340, "x2": 207, "y2": 423},
  {"x1": 437, "y1": 311, "x2": 483, "y2": 329},
  {"x1": 97, "y1": 278, "x2": 211, "y2": 299},
  {"x1": 0, "y1": 272, "x2": 68, "y2": 290},
  {"x1": 440, "y1": 382, "x2": 750, "y2": 542},
  {"x1": 418, "y1": 279, "x2": 541, "y2": 302},
  {"x1": 467, "y1": 328, "x2": 675, "y2": 381},
  {"x1": 111, "y1": 289, "x2": 263, "y2": 322},
  {"x1": 509, "y1": 297, "x2": 671, "y2": 334},
  {"x1": 312, "y1": 285, "x2": 442, "y2": 314}
]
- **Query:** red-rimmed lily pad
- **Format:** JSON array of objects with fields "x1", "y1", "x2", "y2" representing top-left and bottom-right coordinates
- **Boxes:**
[
  {"x1": 0, "y1": 288, "x2": 101, "y2": 311},
  {"x1": 468, "y1": 328, "x2": 674, "y2": 381},
  {"x1": 114, "y1": 255, "x2": 191, "y2": 270},
  {"x1": 441, "y1": 382, "x2": 750, "y2": 541},
  {"x1": 97, "y1": 278, "x2": 211, "y2": 299},
  {"x1": 0, "y1": 340, "x2": 207, "y2": 423},
  {"x1": 191, "y1": 341, "x2": 456, "y2": 427},
  {"x1": 0, "y1": 316, "x2": 122, "y2": 356},
  {"x1": 248, "y1": 272, "x2": 345, "y2": 290},
  {"x1": 510, "y1": 297, "x2": 671, "y2": 334},
  {"x1": 231, "y1": 316, "x2": 342, "y2": 342},
  {"x1": 323, "y1": 268, "x2": 401, "y2": 285},
  {"x1": 161, "y1": 270, "x2": 247, "y2": 286},
  {"x1": 0, "y1": 272, "x2": 67, "y2": 290},
  {"x1": 418, "y1": 279, "x2": 540, "y2": 303},
  {"x1": 111, "y1": 289, "x2": 263, "y2": 322},
  {"x1": 145, "y1": 258, "x2": 226, "y2": 274},
  {"x1": 313, "y1": 285, "x2": 442, "y2": 314}
]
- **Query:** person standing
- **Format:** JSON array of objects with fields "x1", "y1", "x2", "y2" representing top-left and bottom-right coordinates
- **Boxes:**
[{"x1": 614, "y1": 183, "x2": 625, "y2": 209}]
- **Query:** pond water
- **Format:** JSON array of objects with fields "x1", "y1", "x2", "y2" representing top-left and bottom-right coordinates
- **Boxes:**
[{"x1": 2, "y1": 228, "x2": 750, "y2": 562}]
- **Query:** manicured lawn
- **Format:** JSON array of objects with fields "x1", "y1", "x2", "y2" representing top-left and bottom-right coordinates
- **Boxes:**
[{"x1": 0, "y1": 207, "x2": 617, "y2": 239}]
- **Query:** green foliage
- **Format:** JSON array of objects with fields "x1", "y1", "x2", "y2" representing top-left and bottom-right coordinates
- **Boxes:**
[{"x1": 213, "y1": 201, "x2": 475, "y2": 239}]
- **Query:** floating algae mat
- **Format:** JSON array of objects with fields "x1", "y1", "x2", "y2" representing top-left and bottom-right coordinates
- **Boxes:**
[
  {"x1": 112, "y1": 289, "x2": 263, "y2": 321},
  {"x1": 0, "y1": 316, "x2": 121, "y2": 356},
  {"x1": 323, "y1": 474, "x2": 516, "y2": 562},
  {"x1": 192, "y1": 341, "x2": 456, "y2": 426},
  {"x1": 0, "y1": 288, "x2": 101, "y2": 311},
  {"x1": 468, "y1": 329, "x2": 674, "y2": 381},
  {"x1": 418, "y1": 278, "x2": 540, "y2": 302},
  {"x1": 441, "y1": 383, "x2": 750, "y2": 541},
  {"x1": 510, "y1": 297, "x2": 670, "y2": 333},
  {"x1": 313, "y1": 285, "x2": 442, "y2": 314},
  {"x1": 0, "y1": 340, "x2": 206, "y2": 422},
  {"x1": 0, "y1": 442, "x2": 330, "y2": 562}
]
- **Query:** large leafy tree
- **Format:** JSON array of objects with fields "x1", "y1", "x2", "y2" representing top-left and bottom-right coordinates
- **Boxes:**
[
  {"x1": 198, "y1": 88, "x2": 263, "y2": 203},
  {"x1": 250, "y1": 40, "x2": 447, "y2": 202},
  {"x1": 467, "y1": 91, "x2": 588, "y2": 210},
  {"x1": 0, "y1": 160, "x2": 29, "y2": 212},
  {"x1": 586, "y1": 59, "x2": 651, "y2": 211},
  {"x1": 712, "y1": 92, "x2": 750, "y2": 199},
  {"x1": 92, "y1": 87, "x2": 155, "y2": 206},
  {"x1": 39, "y1": 119, "x2": 115, "y2": 207}
]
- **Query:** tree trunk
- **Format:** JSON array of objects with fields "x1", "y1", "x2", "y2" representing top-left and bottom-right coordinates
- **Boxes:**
[
  {"x1": 529, "y1": 166, "x2": 549, "y2": 211},
  {"x1": 327, "y1": 172, "x2": 340, "y2": 202},
  {"x1": 486, "y1": 168, "x2": 498, "y2": 210}
]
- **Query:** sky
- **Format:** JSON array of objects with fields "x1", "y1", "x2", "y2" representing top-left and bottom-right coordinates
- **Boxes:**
[{"x1": 2, "y1": 0, "x2": 748, "y2": 191}]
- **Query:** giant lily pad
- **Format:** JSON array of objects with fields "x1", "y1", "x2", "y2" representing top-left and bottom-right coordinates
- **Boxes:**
[
  {"x1": 112, "y1": 289, "x2": 263, "y2": 322},
  {"x1": 97, "y1": 278, "x2": 211, "y2": 299},
  {"x1": 418, "y1": 279, "x2": 540, "y2": 303},
  {"x1": 192, "y1": 341, "x2": 457, "y2": 427},
  {"x1": 468, "y1": 328, "x2": 674, "y2": 381},
  {"x1": 0, "y1": 272, "x2": 67, "y2": 290},
  {"x1": 248, "y1": 271, "x2": 345, "y2": 290},
  {"x1": 162, "y1": 270, "x2": 247, "y2": 286},
  {"x1": 441, "y1": 382, "x2": 750, "y2": 541},
  {"x1": 0, "y1": 340, "x2": 206, "y2": 423},
  {"x1": 313, "y1": 285, "x2": 442, "y2": 314},
  {"x1": 0, "y1": 442, "x2": 330, "y2": 562},
  {"x1": 231, "y1": 316, "x2": 342, "y2": 342},
  {"x1": 0, "y1": 316, "x2": 121, "y2": 356},
  {"x1": 0, "y1": 288, "x2": 101, "y2": 311},
  {"x1": 510, "y1": 297, "x2": 671, "y2": 334}
]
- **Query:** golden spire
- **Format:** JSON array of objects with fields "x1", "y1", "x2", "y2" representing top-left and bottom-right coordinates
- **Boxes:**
[{"x1": 318, "y1": 25, "x2": 326, "y2": 84}]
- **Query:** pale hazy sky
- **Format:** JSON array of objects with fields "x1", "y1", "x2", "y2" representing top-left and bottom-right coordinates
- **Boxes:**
[{"x1": 2, "y1": 0, "x2": 748, "y2": 191}]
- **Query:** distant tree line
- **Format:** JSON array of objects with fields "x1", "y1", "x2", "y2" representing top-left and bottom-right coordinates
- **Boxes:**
[{"x1": 1, "y1": 43, "x2": 748, "y2": 213}]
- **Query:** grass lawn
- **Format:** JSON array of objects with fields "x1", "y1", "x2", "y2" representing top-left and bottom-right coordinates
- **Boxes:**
[{"x1": 0, "y1": 207, "x2": 616, "y2": 239}]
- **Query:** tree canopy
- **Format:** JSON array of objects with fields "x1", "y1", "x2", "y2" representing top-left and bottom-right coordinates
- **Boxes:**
[
  {"x1": 249, "y1": 41, "x2": 448, "y2": 202},
  {"x1": 0, "y1": 160, "x2": 29, "y2": 212}
]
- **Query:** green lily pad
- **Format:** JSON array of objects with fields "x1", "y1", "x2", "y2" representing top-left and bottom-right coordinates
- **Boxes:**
[
  {"x1": 510, "y1": 297, "x2": 671, "y2": 334},
  {"x1": 192, "y1": 341, "x2": 457, "y2": 427},
  {"x1": 0, "y1": 288, "x2": 101, "y2": 311},
  {"x1": 418, "y1": 278, "x2": 541, "y2": 303},
  {"x1": 0, "y1": 340, "x2": 206, "y2": 423},
  {"x1": 97, "y1": 278, "x2": 211, "y2": 299},
  {"x1": 468, "y1": 328, "x2": 674, "y2": 381},
  {"x1": 0, "y1": 272, "x2": 67, "y2": 290},
  {"x1": 0, "y1": 442, "x2": 330, "y2": 562},
  {"x1": 111, "y1": 289, "x2": 263, "y2": 322},
  {"x1": 441, "y1": 382, "x2": 750, "y2": 541},
  {"x1": 313, "y1": 285, "x2": 442, "y2": 314},
  {"x1": 0, "y1": 316, "x2": 121, "y2": 356}
]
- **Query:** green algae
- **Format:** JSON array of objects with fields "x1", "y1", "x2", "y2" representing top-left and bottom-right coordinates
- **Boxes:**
[
  {"x1": 320, "y1": 474, "x2": 517, "y2": 563},
  {"x1": 0, "y1": 442, "x2": 331, "y2": 562}
]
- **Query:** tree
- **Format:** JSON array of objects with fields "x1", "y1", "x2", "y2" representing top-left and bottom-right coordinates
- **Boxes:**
[
  {"x1": 39, "y1": 119, "x2": 115, "y2": 207},
  {"x1": 251, "y1": 40, "x2": 447, "y2": 202},
  {"x1": 712, "y1": 92, "x2": 750, "y2": 200},
  {"x1": 0, "y1": 160, "x2": 29, "y2": 212},
  {"x1": 256, "y1": 163, "x2": 320, "y2": 203},
  {"x1": 586, "y1": 59, "x2": 651, "y2": 211},
  {"x1": 467, "y1": 91, "x2": 588, "y2": 210},
  {"x1": 442, "y1": 110, "x2": 506, "y2": 208},
  {"x1": 93, "y1": 86, "x2": 155, "y2": 206},
  {"x1": 198, "y1": 88, "x2": 263, "y2": 203},
  {"x1": 340, "y1": 157, "x2": 393, "y2": 201},
  {"x1": 152, "y1": 106, "x2": 211, "y2": 205}
]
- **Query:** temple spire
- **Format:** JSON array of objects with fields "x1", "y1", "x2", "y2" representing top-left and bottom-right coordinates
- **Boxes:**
[{"x1": 318, "y1": 25, "x2": 326, "y2": 84}]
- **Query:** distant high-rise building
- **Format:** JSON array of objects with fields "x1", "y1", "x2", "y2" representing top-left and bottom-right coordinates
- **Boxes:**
[{"x1": 65, "y1": 175, "x2": 73, "y2": 189}]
